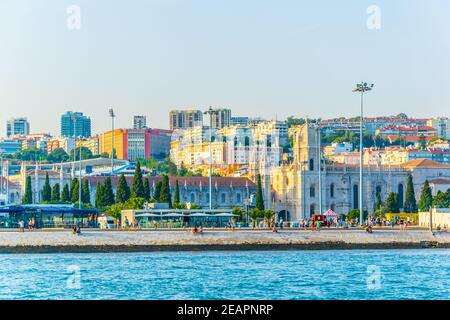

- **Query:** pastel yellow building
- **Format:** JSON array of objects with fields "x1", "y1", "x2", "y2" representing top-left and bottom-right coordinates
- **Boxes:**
[{"x1": 99, "y1": 129, "x2": 127, "y2": 160}]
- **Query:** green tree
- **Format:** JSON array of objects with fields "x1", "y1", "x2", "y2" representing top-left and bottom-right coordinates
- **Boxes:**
[
  {"x1": 70, "y1": 178, "x2": 79, "y2": 203},
  {"x1": 41, "y1": 173, "x2": 52, "y2": 202},
  {"x1": 47, "y1": 148, "x2": 70, "y2": 163},
  {"x1": 116, "y1": 174, "x2": 131, "y2": 203},
  {"x1": 403, "y1": 174, "x2": 417, "y2": 213},
  {"x1": 70, "y1": 147, "x2": 94, "y2": 161},
  {"x1": 386, "y1": 192, "x2": 399, "y2": 213},
  {"x1": 159, "y1": 175, "x2": 172, "y2": 208},
  {"x1": 263, "y1": 210, "x2": 276, "y2": 228},
  {"x1": 143, "y1": 177, "x2": 150, "y2": 201},
  {"x1": 418, "y1": 180, "x2": 433, "y2": 212},
  {"x1": 81, "y1": 178, "x2": 91, "y2": 204},
  {"x1": 95, "y1": 182, "x2": 104, "y2": 208},
  {"x1": 432, "y1": 190, "x2": 450, "y2": 208},
  {"x1": 103, "y1": 177, "x2": 115, "y2": 206},
  {"x1": 418, "y1": 134, "x2": 427, "y2": 150},
  {"x1": 22, "y1": 176, "x2": 33, "y2": 204},
  {"x1": 373, "y1": 192, "x2": 383, "y2": 215},
  {"x1": 61, "y1": 184, "x2": 70, "y2": 202},
  {"x1": 255, "y1": 174, "x2": 265, "y2": 211},
  {"x1": 158, "y1": 158, "x2": 177, "y2": 176},
  {"x1": 173, "y1": 179, "x2": 180, "y2": 206},
  {"x1": 249, "y1": 208, "x2": 262, "y2": 228},
  {"x1": 51, "y1": 183, "x2": 61, "y2": 202},
  {"x1": 153, "y1": 181, "x2": 162, "y2": 201},
  {"x1": 131, "y1": 162, "x2": 145, "y2": 198}
]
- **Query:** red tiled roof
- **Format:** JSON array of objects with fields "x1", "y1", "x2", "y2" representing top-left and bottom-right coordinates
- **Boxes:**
[{"x1": 401, "y1": 159, "x2": 450, "y2": 169}]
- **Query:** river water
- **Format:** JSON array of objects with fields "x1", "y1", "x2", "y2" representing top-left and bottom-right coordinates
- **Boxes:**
[{"x1": 0, "y1": 249, "x2": 448, "y2": 300}]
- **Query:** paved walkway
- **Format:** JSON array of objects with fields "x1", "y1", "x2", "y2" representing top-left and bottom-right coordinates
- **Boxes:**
[{"x1": 0, "y1": 228, "x2": 448, "y2": 252}]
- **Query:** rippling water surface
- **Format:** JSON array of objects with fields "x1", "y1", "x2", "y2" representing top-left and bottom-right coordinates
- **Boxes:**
[{"x1": 0, "y1": 249, "x2": 449, "y2": 300}]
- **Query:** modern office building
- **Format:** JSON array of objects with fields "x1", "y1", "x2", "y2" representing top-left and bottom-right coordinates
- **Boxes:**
[
  {"x1": 169, "y1": 110, "x2": 203, "y2": 130},
  {"x1": 133, "y1": 115, "x2": 147, "y2": 129},
  {"x1": 210, "y1": 108, "x2": 231, "y2": 129},
  {"x1": 6, "y1": 118, "x2": 30, "y2": 137},
  {"x1": 60, "y1": 111, "x2": 91, "y2": 138}
]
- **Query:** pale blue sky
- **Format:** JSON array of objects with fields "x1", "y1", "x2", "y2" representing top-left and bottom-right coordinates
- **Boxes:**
[{"x1": 0, "y1": 0, "x2": 449, "y2": 136}]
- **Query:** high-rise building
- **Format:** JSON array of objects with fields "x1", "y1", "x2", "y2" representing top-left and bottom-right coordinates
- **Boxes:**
[
  {"x1": 169, "y1": 110, "x2": 203, "y2": 130},
  {"x1": 210, "y1": 108, "x2": 231, "y2": 129},
  {"x1": 427, "y1": 117, "x2": 450, "y2": 139},
  {"x1": 60, "y1": 111, "x2": 91, "y2": 138},
  {"x1": 133, "y1": 115, "x2": 147, "y2": 129},
  {"x1": 6, "y1": 118, "x2": 30, "y2": 137}
]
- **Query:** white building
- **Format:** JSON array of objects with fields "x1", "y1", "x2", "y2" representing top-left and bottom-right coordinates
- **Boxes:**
[{"x1": 427, "y1": 117, "x2": 450, "y2": 139}]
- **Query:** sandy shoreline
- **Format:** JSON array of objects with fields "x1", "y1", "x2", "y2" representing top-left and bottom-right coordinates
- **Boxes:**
[{"x1": 0, "y1": 228, "x2": 449, "y2": 253}]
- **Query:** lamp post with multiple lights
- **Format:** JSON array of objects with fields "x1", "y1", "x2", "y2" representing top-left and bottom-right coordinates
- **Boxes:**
[
  {"x1": 353, "y1": 82, "x2": 374, "y2": 226},
  {"x1": 109, "y1": 108, "x2": 115, "y2": 175},
  {"x1": 204, "y1": 106, "x2": 214, "y2": 210},
  {"x1": 71, "y1": 113, "x2": 82, "y2": 209}
]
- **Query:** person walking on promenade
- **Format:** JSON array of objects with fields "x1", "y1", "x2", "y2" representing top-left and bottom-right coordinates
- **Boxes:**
[{"x1": 18, "y1": 220, "x2": 24, "y2": 232}]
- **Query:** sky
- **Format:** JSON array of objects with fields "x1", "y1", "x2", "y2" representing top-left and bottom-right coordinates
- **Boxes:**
[{"x1": 0, "y1": 0, "x2": 449, "y2": 136}]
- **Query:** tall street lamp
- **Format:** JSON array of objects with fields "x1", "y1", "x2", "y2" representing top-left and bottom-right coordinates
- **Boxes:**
[
  {"x1": 204, "y1": 106, "x2": 214, "y2": 210},
  {"x1": 109, "y1": 108, "x2": 115, "y2": 174},
  {"x1": 353, "y1": 82, "x2": 374, "y2": 226},
  {"x1": 71, "y1": 113, "x2": 82, "y2": 210}
]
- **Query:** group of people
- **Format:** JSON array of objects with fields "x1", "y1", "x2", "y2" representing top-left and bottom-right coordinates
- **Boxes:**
[{"x1": 72, "y1": 225, "x2": 81, "y2": 235}]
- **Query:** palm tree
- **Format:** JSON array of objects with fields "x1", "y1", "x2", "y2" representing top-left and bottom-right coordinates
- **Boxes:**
[
  {"x1": 249, "y1": 209, "x2": 262, "y2": 229},
  {"x1": 263, "y1": 210, "x2": 276, "y2": 228}
]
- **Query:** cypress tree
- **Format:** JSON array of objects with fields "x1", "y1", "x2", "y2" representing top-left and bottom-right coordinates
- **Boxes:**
[
  {"x1": 404, "y1": 174, "x2": 417, "y2": 213},
  {"x1": 418, "y1": 180, "x2": 433, "y2": 212},
  {"x1": 143, "y1": 177, "x2": 150, "y2": 201},
  {"x1": 42, "y1": 173, "x2": 51, "y2": 202},
  {"x1": 81, "y1": 179, "x2": 91, "y2": 204},
  {"x1": 70, "y1": 178, "x2": 80, "y2": 203},
  {"x1": 255, "y1": 174, "x2": 265, "y2": 211},
  {"x1": 116, "y1": 174, "x2": 131, "y2": 203},
  {"x1": 131, "y1": 162, "x2": 145, "y2": 198},
  {"x1": 22, "y1": 176, "x2": 33, "y2": 204},
  {"x1": 51, "y1": 183, "x2": 60, "y2": 202},
  {"x1": 159, "y1": 175, "x2": 172, "y2": 208},
  {"x1": 95, "y1": 182, "x2": 104, "y2": 208},
  {"x1": 173, "y1": 179, "x2": 180, "y2": 205},
  {"x1": 386, "y1": 192, "x2": 399, "y2": 213},
  {"x1": 103, "y1": 176, "x2": 115, "y2": 206},
  {"x1": 153, "y1": 181, "x2": 162, "y2": 201},
  {"x1": 61, "y1": 184, "x2": 70, "y2": 202}
]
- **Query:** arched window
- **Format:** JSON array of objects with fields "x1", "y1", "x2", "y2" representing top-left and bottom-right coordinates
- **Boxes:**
[
  {"x1": 376, "y1": 185, "x2": 381, "y2": 197},
  {"x1": 266, "y1": 136, "x2": 272, "y2": 147},
  {"x1": 236, "y1": 193, "x2": 241, "y2": 203},
  {"x1": 310, "y1": 204, "x2": 315, "y2": 216},
  {"x1": 309, "y1": 158, "x2": 314, "y2": 171},
  {"x1": 190, "y1": 193, "x2": 196, "y2": 203},
  {"x1": 221, "y1": 193, "x2": 226, "y2": 203},
  {"x1": 330, "y1": 183, "x2": 335, "y2": 198},
  {"x1": 244, "y1": 136, "x2": 250, "y2": 147},
  {"x1": 233, "y1": 137, "x2": 238, "y2": 146},
  {"x1": 330, "y1": 203, "x2": 336, "y2": 212},
  {"x1": 205, "y1": 193, "x2": 209, "y2": 203},
  {"x1": 310, "y1": 185, "x2": 315, "y2": 198},
  {"x1": 353, "y1": 184, "x2": 358, "y2": 209},
  {"x1": 398, "y1": 184, "x2": 404, "y2": 209}
]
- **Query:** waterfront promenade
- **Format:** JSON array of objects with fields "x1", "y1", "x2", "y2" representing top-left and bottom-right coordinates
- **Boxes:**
[{"x1": 0, "y1": 228, "x2": 449, "y2": 253}]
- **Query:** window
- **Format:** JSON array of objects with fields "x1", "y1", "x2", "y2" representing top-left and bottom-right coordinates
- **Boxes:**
[
  {"x1": 310, "y1": 204, "x2": 315, "y2": 216},
  {"x1": 398, "y1": 184, "x2": 404, "y2": 209},
  {"x1": 353, "y1": 184, "x2": 358, "y2": 209},
  {"x1": 376, "y1": 185, "x2": 381, "y2": 197},
  {"x1": 310, "y1": 185, "x2": 315, "y2": 198},
  {"x1": 309, "y1": 158, "x2": 314, "y2": 171},
  {"x1": 221, "y1": 193, "x2": 226, "y2": 203},
  {"x1": 190, "y1": 193, "x2": 196, "y2": 203},
  {"x1": 330, "y1": 183, "x2": 335, "y2": 198},
  {"x1": 236, "y1": 193, "x2": 241, "y2": 203},
  {"x1": 330, "y1": 204, "x2": 336, "y2": 212}
]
